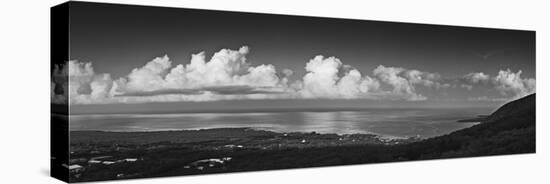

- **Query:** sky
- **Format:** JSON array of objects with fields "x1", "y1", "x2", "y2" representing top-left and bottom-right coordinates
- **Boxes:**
[{"x1": 51, "y1": 2, "x2": 536, "y2": 113}]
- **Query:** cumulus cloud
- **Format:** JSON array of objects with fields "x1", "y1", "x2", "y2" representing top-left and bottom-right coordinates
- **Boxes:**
[
  {"x1": 63, "y1": 46, "x2": 293, "y2": 104},
  {"x1": 464, "y1": 72, "x2": 490, "y2": 84},
  {"x1": 66, "y1": 61, "x2": 117, "y2": 104},
  {"x1": 90, "y1": 74, "x2": 114, "y2": 99},
  {"x1": 459, "y1": 69, "x2": 536, "y2": 99},
  {"x1": 460, "y1": 72, "x2": 490, "y2": 90},
  {"x1": 493, "y1": 69, "x2": 536, "y2": 99},
  {"x1": 54, "y1": 46, "x2": 534, "y2": 104},
  {"x1": 295, "y1": 57, "x2": 446, "y2": 101},
  {"x1": 51, "y1": 64, "x2": 69, "y2": 104},
  {"x1": 373, "y1": 65, "x2": 426, "y2": 101},
  {"x1": 124, "y1": 55, "x2": 172, "y2": 91},
  {"x1": 59, "y1": 48, "x2": 451, "y2": 104},
  {"x1": 299, "y1": 56, "x2": 344, "y2": 98},
  {"x1": 404, "y1": 70, "x2": 435, "y2": 86},
  {"x1": 297, "y1": 56, "x2": 380, "y2": 99},
  {"x1": 121, "y1": 46, "x2": 285, "y2": 91}
]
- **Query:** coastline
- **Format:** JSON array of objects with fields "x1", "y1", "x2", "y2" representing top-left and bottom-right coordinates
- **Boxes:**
[
  {"x1": 68, "y1": 127, "x2": 422, "y2": 182},
  {"x1": 68, "y1": 108, "x2": 488, "y2": 139},
  {"x1": 456, "y1": 115, "x2": 489, "y2": 123},
  {"x1": 65, "y1": 94, "x2": 535, "y2": 182},
  {"x1": 70, "y1": 127, "x2": 421, "y2": 146},
  {"x1": 70, "y1": 126, "x2": 413, "y2": 140}
]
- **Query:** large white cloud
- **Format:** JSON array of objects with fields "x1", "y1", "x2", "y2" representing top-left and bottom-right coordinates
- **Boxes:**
[
  {"x1": 493, "y1": 69, "x2": 536, "y2": 99},
  {"x1": 124, "y1": 55, "x2": 172, "y2": 91},
  {"x1": 295, "y1": 57, "x2": 448, "y2": 101},
  {"x1": 460, "y1": 69, "x2": 535, "y2": 99},
  {"x1": 52, "y1": 46, "x2": 535, "y2": 104},
  {"x1": 297, "y1": 55, "x2": 380, "y2": 99},
  {"x1": 119, "y1": 46, "x2": 286, "y2": 92},
  {"x1": 90, "y1": 74, "x2": 114, "y2": 99},
  {"x1": 61, "y1": 46, "x2": 293, "y2": 104}
]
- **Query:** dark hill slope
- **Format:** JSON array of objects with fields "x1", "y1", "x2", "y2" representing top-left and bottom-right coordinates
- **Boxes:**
[
  {"x1": 394, "y1": 93, "x2": 536, "y2": 159},
  {"x1": 220, "y1": 94, "x2": 537, "y2": 171},
  {"x1": 486, "y1": 93, "x2": 536, "y2": 123}
]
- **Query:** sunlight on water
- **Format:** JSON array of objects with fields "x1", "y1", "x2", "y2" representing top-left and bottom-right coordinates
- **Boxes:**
[{"x1": 70, "y1": 108, "x2": 491, "y2": 138}]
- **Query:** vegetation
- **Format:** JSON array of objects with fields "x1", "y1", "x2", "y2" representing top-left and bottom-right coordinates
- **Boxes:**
[{"x1": 68, "y1": 94, "x2": 535, "y2": 182}]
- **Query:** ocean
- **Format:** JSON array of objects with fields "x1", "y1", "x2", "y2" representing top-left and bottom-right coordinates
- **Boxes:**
[{"x1": 69, "y1": 108, "x2": 492, "y2": 138}]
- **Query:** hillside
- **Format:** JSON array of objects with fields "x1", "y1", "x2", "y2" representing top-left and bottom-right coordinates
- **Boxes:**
[
  {"x1": 172, "y1": 94, "x2": 537, "y2": 171},
  {"x1": 209, "y1": 93, "x2": 537, "y2": 171},
  {"x1": 486, "y1": 93, "x2": 536, "y2": 123},
  {"x1": 397, "y1": 93, "x2": 536, "y2": 159},
  {"x1": 68, "y1": 94, "x2": 536, "y2": 181}
]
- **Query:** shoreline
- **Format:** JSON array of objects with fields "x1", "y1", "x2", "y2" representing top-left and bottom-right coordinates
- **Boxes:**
[
  {"x1": 63, "y1": 94, "x2": 535, "y2": 182},
  {"x1": 456, "y1": 115, "x2": 489, "y2": 123},
  {"x1": 69, "y1": 127, "x2": 419, "y2": 141},
  {"x1": 69, "y1": 127, "x2": 423, "y2": 155}
]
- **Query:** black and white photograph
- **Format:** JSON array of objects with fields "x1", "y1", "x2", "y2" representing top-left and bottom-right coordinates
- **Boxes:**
[
  {"x1": 48, "y1": 1, "x2": 538, "y2": 182},
  {"x1": 2, "y1": 0, "x2": 549, "y2": 184}
]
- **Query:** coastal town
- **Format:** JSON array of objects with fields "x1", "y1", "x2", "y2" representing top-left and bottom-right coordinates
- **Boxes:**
[{"x1": 67, "y1": 128, "x2": 421, "y2": 181}]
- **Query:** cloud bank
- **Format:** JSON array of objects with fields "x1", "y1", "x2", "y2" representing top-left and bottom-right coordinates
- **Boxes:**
[
  {"x1": 461, "y1": 69, "x2": 536, "y2": 100},
  {"x1": 51, "y1": 46, "x2": 535, "y2": 104}
]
